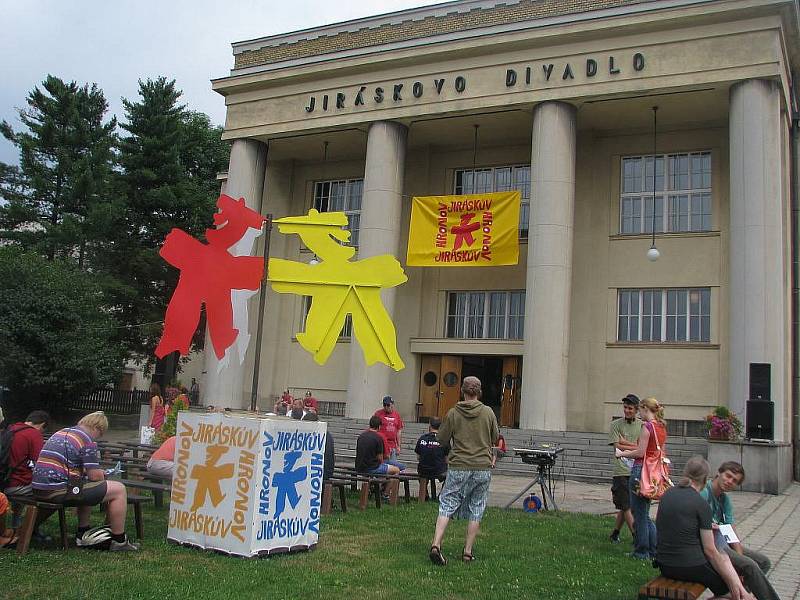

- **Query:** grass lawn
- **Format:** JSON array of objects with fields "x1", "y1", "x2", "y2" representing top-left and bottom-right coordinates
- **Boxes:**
[{"x1": 0, "y1": 498, "x2": 655, "y2": 599}]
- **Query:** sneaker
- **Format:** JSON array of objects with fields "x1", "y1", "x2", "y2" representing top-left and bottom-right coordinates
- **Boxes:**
[
  {"x1": 609, "y1": 531, "x2": 621, "y2": 544},
  {"x1": 109, "y1": 537, "x2": 140, "y2": 552}
]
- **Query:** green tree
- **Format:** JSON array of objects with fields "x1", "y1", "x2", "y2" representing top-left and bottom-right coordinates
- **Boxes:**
[
  {"x1": 0, "y1": 247, "x2": 124, "y2": 417},
  {"x1": 0, "y1": 75, "x2": 117, "y2": 266},
  {"x1": 103, "y1": 77, "x2": 228, "y2": 378}
]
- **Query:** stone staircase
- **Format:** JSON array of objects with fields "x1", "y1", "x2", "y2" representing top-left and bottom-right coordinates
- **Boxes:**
[{"x1": 321, "y1": 416, "x2": 708, "y2": 484}]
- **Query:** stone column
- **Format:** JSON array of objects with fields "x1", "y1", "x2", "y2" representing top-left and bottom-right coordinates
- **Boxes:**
[
  {"x1": 346, "y1": 121, "x2": 407, "y2": 419},
  {"x1": 729, "y1": 79, "x2": 788, "y2": 440},
  {"x1": 203, "y1": 138, "x2": 268, "y2": 409},
  {"x1": 520, "y1": 101, "x2": 577, "y2": 431}
]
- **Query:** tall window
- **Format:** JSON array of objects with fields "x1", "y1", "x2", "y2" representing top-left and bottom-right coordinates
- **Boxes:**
[
  {"x1": 313, "y1": 179, "x2": 363, "y2": 246},
  {"x1": 446, "y1": 291, "x2": 525, "y2": 339},
  {"x1": 620, "y1": 152, "x2": 711, "y2": 234},
  {"x1": 301, "y1": 296, "x2": 352, "y2": 338},
  {"x1": 454, "y1": 165, "x2": 531, "y2": 238},
  {"x1": 617, "y1": 288, "x2": 711, "y2": 343}
]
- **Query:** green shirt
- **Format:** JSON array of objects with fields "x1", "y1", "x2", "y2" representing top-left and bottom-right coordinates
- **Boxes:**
[
  {"x1": 608, "y1": 417, "x2": 642, "y2": 476},
  {"x1": 699, "y1": 480, "x2": 735, "y2": 524}
]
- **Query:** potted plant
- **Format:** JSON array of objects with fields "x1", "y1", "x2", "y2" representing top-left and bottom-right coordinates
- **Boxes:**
[{"x1": 705, "y1": 406, "x2": 743, "y2": 441}]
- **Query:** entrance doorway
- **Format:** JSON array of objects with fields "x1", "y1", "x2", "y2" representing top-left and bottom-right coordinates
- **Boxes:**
[{"x1": 418, "y1": 354, "x2": 521, "y2": 427}]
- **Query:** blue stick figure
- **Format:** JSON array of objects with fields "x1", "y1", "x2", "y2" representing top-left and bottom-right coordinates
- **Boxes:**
[{"x1": 272, "y1": 450, "x2": 307, "y2": 519}]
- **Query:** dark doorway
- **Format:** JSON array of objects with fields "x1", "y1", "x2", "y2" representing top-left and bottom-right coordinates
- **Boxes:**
[{"x1": 461, "y1": 355, "x2": 504, "y2": 419}]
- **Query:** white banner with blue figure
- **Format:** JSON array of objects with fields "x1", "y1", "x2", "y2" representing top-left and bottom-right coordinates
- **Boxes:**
[
  {"x1": 167, "y1": 412, "x2": 326, "y2": 557},
  {"x1": 254, "y1": 419, "x2": 327, "y2": 554}
]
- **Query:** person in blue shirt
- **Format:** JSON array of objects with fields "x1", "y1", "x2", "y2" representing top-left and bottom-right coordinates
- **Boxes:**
[{"x1": 700, "y1": 461, "x2": 779, "y2": 600}]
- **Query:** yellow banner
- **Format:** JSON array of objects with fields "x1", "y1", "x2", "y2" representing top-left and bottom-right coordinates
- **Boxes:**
[{"x1": 407, "y1": 191, "x2": 520, "y2": 267}]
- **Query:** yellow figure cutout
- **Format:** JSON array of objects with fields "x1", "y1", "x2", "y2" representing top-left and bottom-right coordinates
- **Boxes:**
[
  {"x1": 268, "y1": 209, "x2": 407, "y2": 370},
  {"x1": 189, "y1": 444, "x2": 235, "y2": 511}
]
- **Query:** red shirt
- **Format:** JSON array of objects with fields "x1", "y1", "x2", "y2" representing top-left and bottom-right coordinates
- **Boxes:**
[
  {"x1": 303, "y1": 396, "x2": 318, "y2": 411},
  {"x1": 373, "y1": 408, "x2": 404, "y2": 453},
  {"x1": 7, "y1": 423, "x2": 44, "y2": 487}
]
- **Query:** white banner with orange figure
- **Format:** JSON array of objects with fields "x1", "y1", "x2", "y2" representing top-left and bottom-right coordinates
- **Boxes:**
[{"x1": 168, "y1": 412, "x2": 326, "y2": 557}]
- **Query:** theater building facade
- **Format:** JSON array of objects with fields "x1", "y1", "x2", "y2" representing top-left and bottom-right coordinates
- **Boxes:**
[{"x1": 208, "y1": 0, "x2": 799, "y2": 454}]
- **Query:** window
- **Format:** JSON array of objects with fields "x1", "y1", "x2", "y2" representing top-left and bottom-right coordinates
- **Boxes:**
[
  {"x1": 617, "y1": 288, "x2": 711, "y2": 343},
  {"x1": 620, "y1": 152, "x2": 711, "y2": 234},
  {"x1": 301, "y1": 296, "x2": 352, "y2": 338},
  {"x1": 446, "y1": 291, "x2": 525, "y2": 339},
  {"x1": 454, "y1": 165, "x2": 531, "y2": 238},
  {"x1": 313, "y1": 179, "x2": 363, "y2": 246}
]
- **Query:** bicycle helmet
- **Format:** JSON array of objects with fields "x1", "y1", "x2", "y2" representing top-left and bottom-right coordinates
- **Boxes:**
[{"x1": 76, "y1": 525, "x2": 113, "y2": 549}]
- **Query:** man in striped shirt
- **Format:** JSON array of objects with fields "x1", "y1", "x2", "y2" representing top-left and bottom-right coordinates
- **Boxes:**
[{"x1": 32, "y1": 411, "x2": 139, "y2": 551}]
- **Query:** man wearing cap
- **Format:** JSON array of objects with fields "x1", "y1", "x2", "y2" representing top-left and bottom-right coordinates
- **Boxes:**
[
  {"x1": 608, "y1": 394, "x2": 642, "y2": 544},
  {"x1": 374, "y1": 396, "x2": 404, "y2": 464}
]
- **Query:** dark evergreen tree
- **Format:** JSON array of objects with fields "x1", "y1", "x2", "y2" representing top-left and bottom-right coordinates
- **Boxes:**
[
  {"x1": 105, "y1": 78, "x2": 228, "y2": 379},
  {"x1": 0, "y1": 75, "x2": 117, "y2": 265}
]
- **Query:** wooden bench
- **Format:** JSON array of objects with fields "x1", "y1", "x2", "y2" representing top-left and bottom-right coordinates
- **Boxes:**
[
  {"x1": 118, "y1": 479, "x2": 171, "y2": 509},
  {"x1": 321, "y1": 479, "x2": 349, "y2": 515},
  {"x1": 638, "y1": 576, "x2": 706, "y2": 600},
  {"x1": 10, "y1": 495, "x2": 69, "y2": 555}
]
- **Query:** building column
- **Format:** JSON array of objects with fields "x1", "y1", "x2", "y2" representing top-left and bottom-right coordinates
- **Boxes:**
[
  {"x1": 729, "y1": 79, "x2": 788, "y2": 441},
  {"x1": 520, "y1": 101, "x2": 577, "y2": 431},
  {"x1": 346, "y1": 121, "x2": 407, "y2": 419},
  {"x1": 203, "y1": 138, "x2": 268, "y2": 409}
]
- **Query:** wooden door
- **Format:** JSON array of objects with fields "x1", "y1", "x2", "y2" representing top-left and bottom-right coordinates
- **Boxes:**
[
  {"x1": 500, "y1": 357, "x2": 520, "y2": 427},
  {"x1": 418, "y1": 355, "x2": 442, "y2": 421},
  {"x1": 438, "y1": 355, "x2": 462, "y2": 417}
]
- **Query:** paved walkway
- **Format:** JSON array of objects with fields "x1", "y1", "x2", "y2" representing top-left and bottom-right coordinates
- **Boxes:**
[{"x1": 490, "y1": 473, "x2": 800, "y2": 599}]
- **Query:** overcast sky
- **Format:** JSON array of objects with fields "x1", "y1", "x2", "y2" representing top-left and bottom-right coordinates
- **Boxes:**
[{"x1": 0, "y1": 0, "x2": 444, "y2": 165}]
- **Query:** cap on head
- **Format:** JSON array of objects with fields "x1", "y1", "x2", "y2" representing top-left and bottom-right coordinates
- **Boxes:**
[
  {"x1": 382, "y1": 395, "x2": 393, "y2": 406},
  {"x1": 622, "y1": 394, "x2": 640, "y2": 406}
]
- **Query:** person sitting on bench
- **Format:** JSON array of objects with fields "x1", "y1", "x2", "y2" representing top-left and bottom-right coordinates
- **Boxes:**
[
  {"x1": 32, "y1": 411, "x2": 140, "y2": 552},
  {"x1": 356, "y1": 416, "x2": 400, "y2": 477},
  {"x1": 700, "y1": 461, "x2": 780, "y2": 600},
  {"x1": 415, "y1": 418, "x2": 449, "y2": 499},
  {"x1": 655, "y1": 456, "x2": 754, "y2": 600},
  {"x1": 147, "y1": 436, "x2": 177, "y2": 478}
]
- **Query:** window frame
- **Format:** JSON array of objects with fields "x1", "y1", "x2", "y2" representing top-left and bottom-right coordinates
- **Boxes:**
[
  {"x1": 446, "y1": 290, "x2": 526, "y2": 340},
  {"x1": 617, "y1": 288, "x2": 711, "y2": 343},
  {"x1": 453, "y1": 164, "x2": 531, "y2": 239},
  {"x1": 619, "y1": 152, "x2": 712, "y2": 235},
  {"x1": 312, "y1": 178, "x2": 363, "y2": 246}
]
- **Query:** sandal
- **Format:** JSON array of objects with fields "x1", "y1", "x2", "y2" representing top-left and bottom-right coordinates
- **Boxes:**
[
  {"x1": 1, "y1": 534, "x2": 19, "y2": 549},
  {"x1": 429, "y1": 545, "x2": 447, "y2": 566},
  {"x1": 462, "y1": 549, "x2": 476, "y2": 563}
]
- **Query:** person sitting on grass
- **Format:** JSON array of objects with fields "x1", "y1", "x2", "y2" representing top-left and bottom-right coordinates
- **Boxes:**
[
  {"x1": 32, "y1": 411, "x2": 140, "y2": 552},
  {"x1": 415, "y1": 418, "x2": 449, "y2": 499},
  {"x1": 147, "y1": 435, "x2": 177, "y2": 478},
  {"x1": 700, "y1": 461, "x2": 779, "y2": 600},
  {"x1": 0, "y1": 491, "x2": 18, "y2": 548},
  {"x1": 655, "y1": 456, "x2": 755, "y2": 600}
]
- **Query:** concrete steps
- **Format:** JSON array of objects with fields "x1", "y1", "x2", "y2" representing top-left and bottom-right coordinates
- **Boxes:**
[{"x1": 321, "y1": 416, "x2": 708, "y2": 484}]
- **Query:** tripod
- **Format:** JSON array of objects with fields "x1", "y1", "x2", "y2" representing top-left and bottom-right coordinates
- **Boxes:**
[{"x1": 503, "y1": 460, "x2": 558, "y2": 511}]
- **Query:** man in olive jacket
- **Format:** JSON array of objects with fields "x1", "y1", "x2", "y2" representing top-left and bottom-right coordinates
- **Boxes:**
[{"x1": 429, "y1": 376, "x2": 499, "y2": 566}]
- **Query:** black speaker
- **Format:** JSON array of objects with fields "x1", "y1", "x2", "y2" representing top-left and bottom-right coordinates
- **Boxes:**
[
  {"x1": 749, "y1": 363, "x2": 771, "y2": 401},
  {"x1": 746, "y1": 400, "x2": 774, "y2": 440}
]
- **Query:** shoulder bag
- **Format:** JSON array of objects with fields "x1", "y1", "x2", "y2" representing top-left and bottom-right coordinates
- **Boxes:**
[{"x1": 638, "y1": 422, "x2": 673, "y2": 500}]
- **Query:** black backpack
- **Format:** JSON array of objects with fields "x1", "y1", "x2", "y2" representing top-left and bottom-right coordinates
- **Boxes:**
[{"x1": 0, "y1": 424, "x2": 32, "y2": 490}]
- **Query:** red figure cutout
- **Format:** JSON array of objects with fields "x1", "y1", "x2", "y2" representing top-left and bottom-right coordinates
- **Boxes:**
[
  {"x1": 450, "y1": 212, "x2": 480, "y2": 250},
  {"x1": 155, "y1": 194, "x2": 266, "y2": 360}
]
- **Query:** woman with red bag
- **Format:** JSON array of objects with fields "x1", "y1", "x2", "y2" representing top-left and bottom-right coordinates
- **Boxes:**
[{"x1": 616, "y1": 397, "x2": 668, "y2": 560}]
